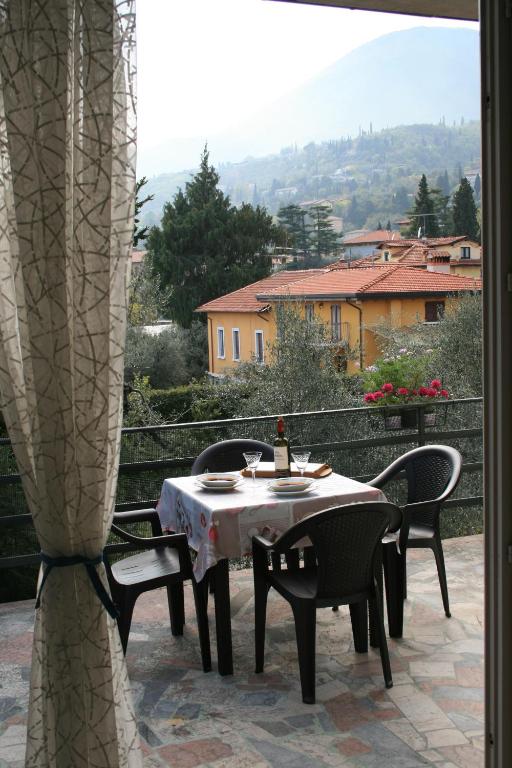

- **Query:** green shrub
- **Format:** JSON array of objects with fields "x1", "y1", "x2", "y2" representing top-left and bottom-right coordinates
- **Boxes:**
[{"x1": 148, "y1": 383, "x2": 205, "y2": 423}]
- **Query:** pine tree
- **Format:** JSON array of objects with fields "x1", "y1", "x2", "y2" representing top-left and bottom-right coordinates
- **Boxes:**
[
  {"x1": 277, "y1": 204, "x2": 310, "y2": 254},
  {"x1": 407, "y1": 174, "x2": 439, "y2": 237},
  {"x1": 452, "y1": 177, "x2": 480, "y2": 242},
  {"x1": 307, "y1": 204, "x2": 340, "y2": 264},
  {"x1": 431, "y1": 187, "x2": 452, "y2": 235},
  {"x1": 149, "y1": 147, "x2": 284, "y2": 327}
]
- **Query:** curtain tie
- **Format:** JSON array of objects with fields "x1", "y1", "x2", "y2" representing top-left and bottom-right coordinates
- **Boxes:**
[{"x1": 35, "y1": 553, "x2": 119, "y2": 620}]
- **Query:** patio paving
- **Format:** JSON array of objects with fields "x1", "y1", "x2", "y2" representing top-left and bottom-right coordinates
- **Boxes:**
[{"x1": 0, "y1": 535, "x2": 484, "y2": 768}]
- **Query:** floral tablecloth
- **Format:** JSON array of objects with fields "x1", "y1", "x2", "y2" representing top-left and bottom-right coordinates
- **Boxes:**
[{"x1": 157, "y1": 473, "x2": 386, "y2": 581}]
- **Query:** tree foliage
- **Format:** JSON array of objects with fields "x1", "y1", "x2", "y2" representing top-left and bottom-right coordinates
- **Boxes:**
[
  {"x1": 430, "y1": 293, "x2": 482, "y2": 397},
  {"x1": 452, "y1": 177, "x2": 480, "y2": 241},
  {"x1": 308, "y1": 204, "x2": 340, "y2": 264},
  {"x1": 277, "y1": 204, "x2": 311, "y2": 252},
  {"x1": 133, "y1": 177, "x2": 154, "y2": 247},
  {"x1": 406, "y1": 174, "x2": 440, "y2": 237},
  {"x1": 149, "y1": 147, "x2": 285, "y2": 327},
  {"x1": 128, "y1": 260, "x2": 169, "y2": 326},
  {"x1": 192, "y1": 304, "x2": 355, "y2": 419}
]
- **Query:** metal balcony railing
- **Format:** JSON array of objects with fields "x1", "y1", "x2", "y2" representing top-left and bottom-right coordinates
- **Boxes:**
[{"x1": 0, "y1": 398, "x2": 483, "y2": 579}]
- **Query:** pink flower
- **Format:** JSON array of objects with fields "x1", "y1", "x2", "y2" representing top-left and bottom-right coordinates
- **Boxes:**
[
  {"x1": 381, "y1": 382, "x2": 393, "y2": 393},
  {"x1": 440, "y1": 389, "x2": 449, "y2": 398},
  {"x1": 364, "y1": 392, "x2": 376, "y2": 402},
  {"x1": 374, "y1": 390, "x2": 384, "y2": 399},
  {"x1": 431, "y1": 379, "x2": 442, "y2": 390},
  {"x1": 426, "y1": 387, "x2": 437, "y2": 397},
  {"x1": 397, "y1": 387, "x2": 409, "y2": 396}
]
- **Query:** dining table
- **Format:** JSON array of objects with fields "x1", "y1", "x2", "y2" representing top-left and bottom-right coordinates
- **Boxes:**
[{"x1": 156, "y1": 470, "x2": 387, "y2": 675}]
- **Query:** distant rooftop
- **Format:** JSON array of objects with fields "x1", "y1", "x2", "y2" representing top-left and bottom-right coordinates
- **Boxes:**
[{"x1": 342, "y1": 230, "x2": 402, "y2": 245}]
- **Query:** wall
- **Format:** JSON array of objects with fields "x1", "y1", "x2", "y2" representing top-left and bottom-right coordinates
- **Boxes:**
[
  {"x1": 207, "y1": 311, "x2": 276, "y2": 375},
  {"x1": 206, "y1": 295, "x2": 464, "y2": 375}
]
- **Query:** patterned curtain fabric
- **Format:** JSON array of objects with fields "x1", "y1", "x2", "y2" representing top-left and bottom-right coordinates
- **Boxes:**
[{"x1": 0, "y1": 2, "x2": 141, "y2": 766}]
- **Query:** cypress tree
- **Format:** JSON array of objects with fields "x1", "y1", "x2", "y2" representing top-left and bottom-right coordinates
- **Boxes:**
[{"x1": 452, "y1": 177, "x2": 480, "y2": 242}]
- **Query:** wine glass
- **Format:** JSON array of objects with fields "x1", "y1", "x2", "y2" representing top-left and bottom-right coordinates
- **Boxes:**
[
  {"x1": 243, "y1": 451, "x2": 262, "y2": 483},
  {"x1": 292, "y1": 451, "x2": 311, "y2": 477}
]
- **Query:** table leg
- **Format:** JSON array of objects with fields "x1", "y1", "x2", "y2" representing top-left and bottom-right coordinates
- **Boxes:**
[{"x1": 212, "y1": 559, "x2": 233, "y2": 676}]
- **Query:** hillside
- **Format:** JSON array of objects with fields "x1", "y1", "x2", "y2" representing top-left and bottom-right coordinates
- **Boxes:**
[{"x1": 141, "y1": 120, "x2": 481, "y2": 232}]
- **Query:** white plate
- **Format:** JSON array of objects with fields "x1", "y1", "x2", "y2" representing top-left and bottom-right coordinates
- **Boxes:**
[
  {"x1": 267, "y1": 479, "x2": 316, "y2": 496},
  {"x1": 195, "y1": 473, "x2": 242, "y2": 490}
]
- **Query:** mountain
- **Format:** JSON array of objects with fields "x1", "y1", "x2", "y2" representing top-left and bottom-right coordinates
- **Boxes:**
[
  {"x1": 139, "y1": 26, "x2": 479, "y2": 178},
  {"x1": 140, "y1": 121, "x2": 481, "y2": 232}
]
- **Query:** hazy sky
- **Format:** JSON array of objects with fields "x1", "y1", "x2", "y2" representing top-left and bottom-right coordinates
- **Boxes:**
[{"x1": 137, "y1": 0, "x2": 478, "y2": 175}]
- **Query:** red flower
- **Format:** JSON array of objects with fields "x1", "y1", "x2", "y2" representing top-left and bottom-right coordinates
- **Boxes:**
[
  {"x1": 397, "y1": 387, "x2": 409, "y2": 396},
  {"x1": 374, "y1": 391, "x2": 384, "y2": 399},
  {"x1": 431, "y1": 379, "x2": 442, "y2": 390},
  {"x1": 412, "y1": 389, "x2": 418, "y2": 396},
  {"x1": 426, "y1": 387, "x2": 437, "y2": 397},
  {"x1": 381, "y1": 382, "x2": 393, "y2": 393},
  {"x1": 364, "y1": 392, "x2": 376, "y2": 402},
  {"x1": 419, "y1": 386, "x2": 429, "y2": 396},
  {"x1": 440, "y1": 389, "x2": 449, "y2": 398}
]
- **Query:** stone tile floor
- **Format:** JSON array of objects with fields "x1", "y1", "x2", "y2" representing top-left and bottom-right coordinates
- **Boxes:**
[{"x1": 0, "y1": 535, "x2": 484, "y2": 768}]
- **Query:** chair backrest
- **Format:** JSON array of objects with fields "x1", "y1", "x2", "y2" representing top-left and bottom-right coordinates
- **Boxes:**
[
  {"x1": 191, "y1": 438, "x2": 274, "y2": 475},
  {"x1": 374, "y1": 445, "x2": 462, "y2": 529},
  {"x1": 274, "y1": 501, "x2": 399, "y2": 601}
]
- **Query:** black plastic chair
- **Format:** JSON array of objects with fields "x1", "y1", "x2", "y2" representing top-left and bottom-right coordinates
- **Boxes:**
[
  {"x1": 252, "y1": 501, "x2": 401, "y2": 704},
  {"x1": 104, "y1": 508, "x2": 211, "y2": 671},
  {"x1": 191, "y1": 438, "x2": 274, "y2": 475},
  {"x1": 368, "y1": 445, "x2": 462, "y2": 623}
]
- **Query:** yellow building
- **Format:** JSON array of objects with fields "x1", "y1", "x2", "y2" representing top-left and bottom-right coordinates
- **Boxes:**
[
  {"x1": 350, "y1": 236, "x2": 482, "y2": 278},
  {"x1": 196, "y1": 265, "x2": 481, "y2": 376}
]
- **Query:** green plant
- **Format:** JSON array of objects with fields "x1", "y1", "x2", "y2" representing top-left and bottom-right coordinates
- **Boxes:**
[{"x1": 363, "y1": 353, "x2": 448, "y2": 406}]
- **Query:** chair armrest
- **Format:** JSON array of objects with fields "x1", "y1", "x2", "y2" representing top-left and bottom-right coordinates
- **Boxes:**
[
  {"x1": 113, "y1": 508, "x2": 163, "y2": 536},
  {"x1": 110, "y1": 526, "x2": 191, "y2": 573},
  {"x1": 252, "y1": 534, "x2": 275, "y2": 552},
  {"x1": 110, "y1": 525, "x2": 185, "y2": 550}
]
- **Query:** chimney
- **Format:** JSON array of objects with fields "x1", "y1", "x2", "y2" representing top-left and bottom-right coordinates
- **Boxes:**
[{"x1": 426, "y1": 253, "x2": 451, "y2": 274}]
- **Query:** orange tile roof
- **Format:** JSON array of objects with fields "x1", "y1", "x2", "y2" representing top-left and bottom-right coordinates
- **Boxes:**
[
  {"x1": 132, "y1": 250, "x2": 146, "y2": 263},
  {"x1": 195, "y1": 270, "x2": 327, "y2": 313},
  {"x1": 343, "y1": 230, "x2": 402, "y2": 245},
  {"x1": 256, "y1": 265, "x2": 481, "y2": 300}
]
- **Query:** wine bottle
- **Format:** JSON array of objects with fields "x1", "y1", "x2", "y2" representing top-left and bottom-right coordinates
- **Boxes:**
[{"x1": 274, "y1": 416, "x2": 291, "y2": 477}]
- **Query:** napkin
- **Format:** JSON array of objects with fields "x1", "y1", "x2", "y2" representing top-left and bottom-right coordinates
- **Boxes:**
[{"x1": 241, "y1": 461, "x2": 332, "y2": 479}]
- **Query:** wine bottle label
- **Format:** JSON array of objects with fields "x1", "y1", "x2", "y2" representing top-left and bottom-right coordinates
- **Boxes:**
[{"x1": 274, "y1": 446, "x2": 289, "y2": 471}]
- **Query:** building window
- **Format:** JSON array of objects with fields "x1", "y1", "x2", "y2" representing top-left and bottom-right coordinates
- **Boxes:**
[
  {"x1": 425, "y1": 301, "x2": 445, "y2": 322},
  {"x1": 331, "y1": 304, "x2": 341, "y2": 341},
  {"x1": 255, "y1": 330, "x2": 264, "y2": 363},
  {"x1": 217, "y1": 327, "x2": 225, "y2": 359},
  {"x1": 305, "y1": 303, "x2": 314, "y2": 323},
  {"x1": 460, "y1": 246, "x2": 471, "y2": 259},
  {"x1": 232, "y1": 328, "x2": 240, "y2": 361},
  {"x1": 383, "y1": 251, "x2": 390, "y2": 262}
]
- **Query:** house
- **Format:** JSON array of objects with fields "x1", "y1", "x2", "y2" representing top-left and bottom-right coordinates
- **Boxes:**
[
  {"x1": 131, "y1": 249, "x2": 146, "y2": 275},
  {"x1": 338, "y1": 236, "x2": 482, "y2": 277},
  {"x1": 342, "y1": 229, "x2": 402, "y2": 258},
  {"x1": 196, "y1": 265, "x2": 480, "y2": 376}
]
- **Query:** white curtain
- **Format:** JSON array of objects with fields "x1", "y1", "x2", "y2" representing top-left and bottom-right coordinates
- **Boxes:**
[{"x1": 0, "y1": 1, "x2": 141, "y2": 766}]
